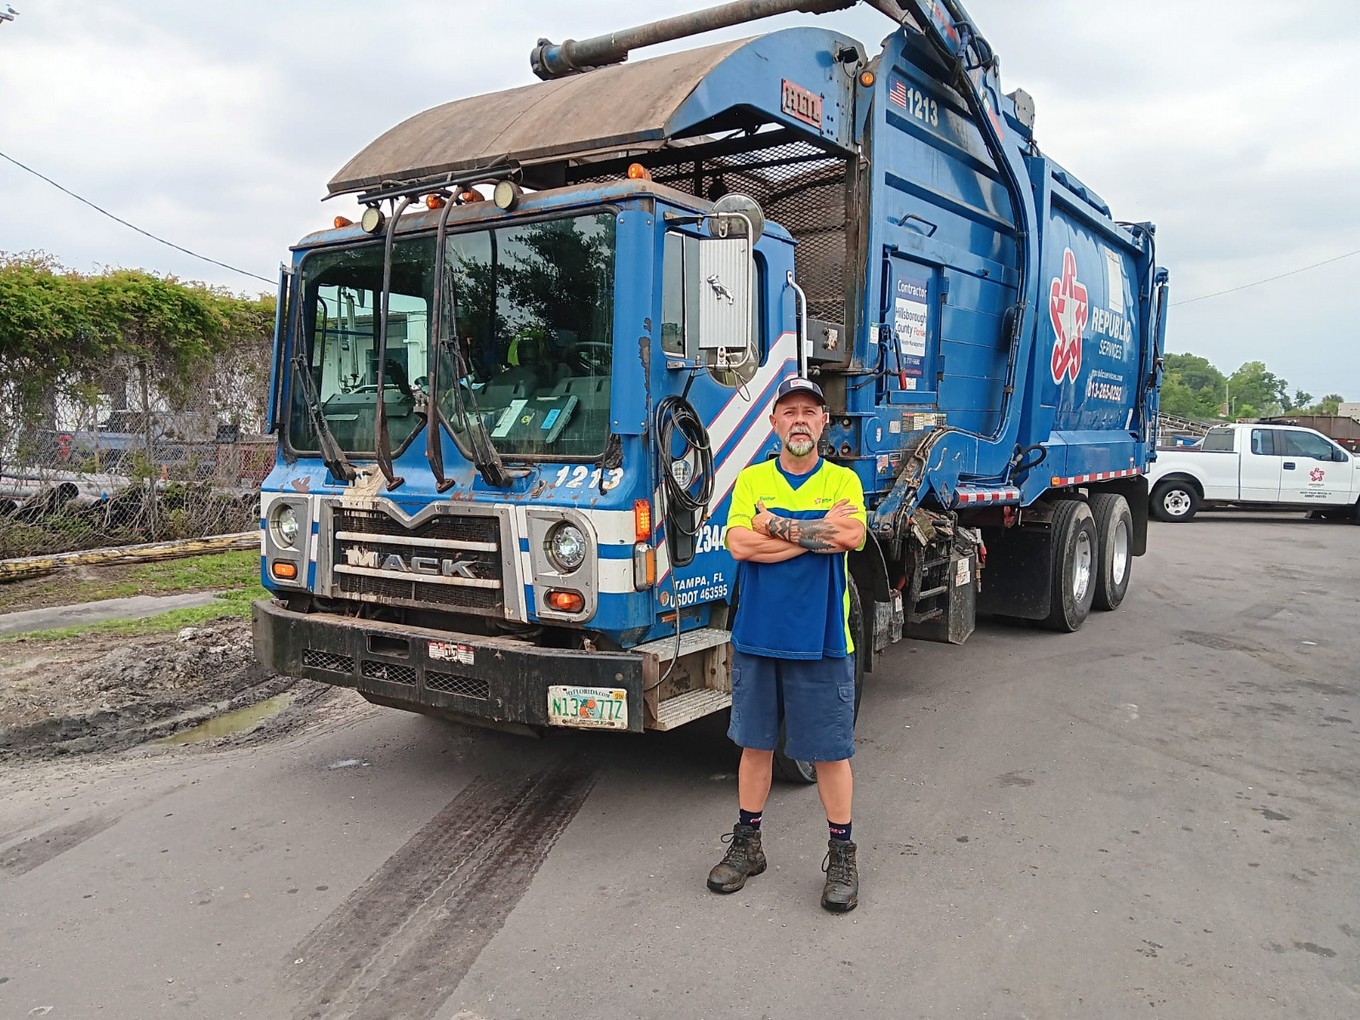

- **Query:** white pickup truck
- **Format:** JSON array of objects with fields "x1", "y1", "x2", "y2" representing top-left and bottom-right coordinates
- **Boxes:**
[{"x1": 1147, "y1": 422, "x2": 1360, "y2": 522}]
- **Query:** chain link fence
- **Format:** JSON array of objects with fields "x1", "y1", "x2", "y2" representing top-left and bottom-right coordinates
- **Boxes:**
[{"x1": 0, "y1": 345, "x2": 274, "y2": 559}]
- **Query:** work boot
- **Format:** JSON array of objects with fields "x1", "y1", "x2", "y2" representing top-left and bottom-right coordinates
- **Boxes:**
[
  {"x1": 821, "y1": 839, "x2": 859, "y2": 912},
  {"x1": 706, "y1": 824, "x2": 767, "y2": 893}
]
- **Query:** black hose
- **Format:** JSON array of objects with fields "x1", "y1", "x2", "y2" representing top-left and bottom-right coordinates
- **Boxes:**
[{"x1": 654, "y1": 394, "x2": 714, "y2": 537}]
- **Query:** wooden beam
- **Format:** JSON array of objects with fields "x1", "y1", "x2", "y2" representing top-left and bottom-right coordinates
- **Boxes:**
[{"x1": 0, "y1": 532, "x2": 257, "y2": 583}]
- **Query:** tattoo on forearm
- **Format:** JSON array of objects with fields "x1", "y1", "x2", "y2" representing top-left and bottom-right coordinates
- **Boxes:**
[{"x1": 766, "y1": 516, "x2": 837, "y2": 552}]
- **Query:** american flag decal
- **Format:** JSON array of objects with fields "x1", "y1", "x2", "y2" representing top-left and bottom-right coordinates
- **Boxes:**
[{"x1": 889, "y1": 79, "x2": 907, "y2": 109}]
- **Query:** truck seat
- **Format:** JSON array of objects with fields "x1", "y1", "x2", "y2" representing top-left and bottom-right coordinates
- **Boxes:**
[
  {"x1": 550, "y1": 376, "x2": 610, "y2": 449},
  {"x1": 478, "y1": 366, "x2": 538, "y2": 409}
]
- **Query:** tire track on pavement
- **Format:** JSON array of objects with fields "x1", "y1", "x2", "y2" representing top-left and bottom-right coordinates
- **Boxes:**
[
  {"x1": 287, "y1": 760, "x2": 595, "y2": 1020},
  {"x1": 0, "y1": 814, "x2": 118, "y2": 877}
]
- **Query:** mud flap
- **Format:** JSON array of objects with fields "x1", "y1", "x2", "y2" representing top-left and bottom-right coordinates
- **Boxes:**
[{"x1": 976, "y1": 523, "x2": 1054, "y2": 621}]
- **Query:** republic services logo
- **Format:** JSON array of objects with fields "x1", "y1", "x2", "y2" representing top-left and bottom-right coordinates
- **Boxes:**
[
  {"x1": 1049, "y1": 248, "x2": 1088, "y2": 384},
  {"x1": 1310, "y1": 467, "x2": 1325, "y2": 482}
]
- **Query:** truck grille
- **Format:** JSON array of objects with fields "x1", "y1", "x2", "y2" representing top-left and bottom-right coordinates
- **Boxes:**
[{"x1": 330, "y1": 507, "x2": 505, "y2": 616}]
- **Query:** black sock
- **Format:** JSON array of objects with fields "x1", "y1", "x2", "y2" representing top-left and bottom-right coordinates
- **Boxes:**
[
  {"x1": 739, "y1": 808, "x2": 763, "y2": 831},
  {"x1": 828, "y1": 819, "x2": 852, "y2": 843}
]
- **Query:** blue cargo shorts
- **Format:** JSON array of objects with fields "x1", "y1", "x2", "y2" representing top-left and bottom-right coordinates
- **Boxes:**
[{"x1": 727, "y1": 649, "x2": 856, "y2": 762}]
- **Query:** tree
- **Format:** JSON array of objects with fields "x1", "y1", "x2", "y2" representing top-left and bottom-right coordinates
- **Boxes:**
[
  {"x1": 1288, "y1": 388, "x2": 1313, "y2": 412},
  {"x1": 1309, "y1": 393, "x2": 1345, "y2": 415},
  {"x1": 1160, "y1": 353, "x2": 1226, "y2": 419},
  {"x1": 1227, "y1": 360, "x2": 1287, "y2": 418},
  {"x1": 0, "y1": 252, "x2": 273, "y2": 471},
  {"x1": 1158, "y1": 375, "x2": 1206, "y2": 420}
]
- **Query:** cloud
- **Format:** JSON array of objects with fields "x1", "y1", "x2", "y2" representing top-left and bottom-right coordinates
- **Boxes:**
[{"x1": 2, "y1": 0, "x2": 1356, "y2": 396}]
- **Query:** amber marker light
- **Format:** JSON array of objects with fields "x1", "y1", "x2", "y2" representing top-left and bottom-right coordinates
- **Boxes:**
[
  {"x1": 858, "y1": 70, "x2": 876, "y2": 88},
  {"x1": 626, "y1": 163, "x2": 652, "y2": 181},
  {"x1": 633, "y1": 543, "x2": 656, "y2": 590},
  {"x1": 425, "y1": 194, "x2": 446, "y2": 209},
  {"x1": 333, "y1": 216, "x2": 353, "y2": 229},
  {"x1": 271, "y1": 561, "x2": 298, "y2": 581},
  {"x1": 633, "y1": 499, "x2": 652, "y2": 541},
  {"x1": 546, "y1": 590, "x2": 585, "y2": 613},
  {"x1": 458, "y1": 189, "x2": 485, "y2": 203}
]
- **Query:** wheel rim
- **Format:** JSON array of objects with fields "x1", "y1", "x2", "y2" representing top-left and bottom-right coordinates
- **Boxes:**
[
  {"x1": 1111, "y1": 519, "x2": 1130, "y2": 585},
  {"x1": 1071, "y1": 527, "x2": 1093, "y2": 603},
  {"x1": 1162, "y1": 488, "x2": 1192, "y2": 517}
]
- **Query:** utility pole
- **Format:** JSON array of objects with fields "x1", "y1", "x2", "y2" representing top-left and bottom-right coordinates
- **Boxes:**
[{"x1": 0, "y1": 6, "x2": 18, "y2": 27}]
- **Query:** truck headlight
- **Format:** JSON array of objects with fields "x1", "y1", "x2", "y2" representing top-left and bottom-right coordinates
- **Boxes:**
[
  {"x1": 545, "y1": 522, "x2": 587, "y2": 573},
  {"x1": 273, "y1": 505, "x2": 300, "y2": 548}
]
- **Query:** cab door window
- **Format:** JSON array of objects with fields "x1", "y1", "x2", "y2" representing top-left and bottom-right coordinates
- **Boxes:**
[{"x1": 1279, "y1": 431, "x2": 1333, "y2": 460}]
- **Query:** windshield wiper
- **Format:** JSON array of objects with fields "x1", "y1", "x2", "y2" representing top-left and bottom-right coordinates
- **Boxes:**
[
  {"x1": 370, "y1": 195, "x2": 414, "y2": 491},
  {"x1": 426, "y1": 197, "x2": 513, "y2": 489},
  {"x1": 291, "y1": 352, "x2": 357, "y2": 483}
]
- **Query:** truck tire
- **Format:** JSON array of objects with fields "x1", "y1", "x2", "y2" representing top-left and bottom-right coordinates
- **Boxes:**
[
  {"x1": 1150, "y1": 478, "x2": 1199, "y2": 522},
  {"x1": 1043, "y1": 500, "x2": 1097, "y2": 633},
  {"x1": 773, "y1": 584, "x2": 866, "y2": 784},
  {"x1": 1089, "y1": 492, "x2": 1133, "y2": 611}
]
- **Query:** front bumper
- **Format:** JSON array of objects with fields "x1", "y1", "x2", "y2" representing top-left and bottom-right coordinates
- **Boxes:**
[{"x1": 252, "y1": 598, "x2": 647, "y2": 732}]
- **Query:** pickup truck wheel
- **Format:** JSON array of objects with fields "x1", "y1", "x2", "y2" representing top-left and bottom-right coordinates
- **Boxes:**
[
  {"x1": 773, "y1": 584, "x2": 865, "y2": 784},
  {"x1": 1043, "y1": 500, "x2": 1097, "y2": 632},
  {"x1": 1150, "y1": 479, "x2": 1199, "y2": 522},
  {"x1": 1089, "y1": 493, "x2": 1133, "y2": 611}
]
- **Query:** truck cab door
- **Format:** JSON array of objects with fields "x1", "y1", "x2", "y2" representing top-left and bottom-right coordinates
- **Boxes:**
[
  {"x1": 1278, "y1": 429, "x2": 1352, "y2": 505},
  {"x1": 1238, "y1": 427, "x2": 1282, "y2": 502}
]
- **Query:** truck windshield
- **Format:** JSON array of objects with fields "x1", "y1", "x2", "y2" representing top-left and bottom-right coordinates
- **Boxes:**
[
  {"x1": 288, "y1": 213, "x2": 616, "y2": 461},
  {"x1": 441, "y1": 213, "x2": 616, "y2": 459},
  {"x1": 288, "y1": 237, "x2": 433, "y2": 457}
]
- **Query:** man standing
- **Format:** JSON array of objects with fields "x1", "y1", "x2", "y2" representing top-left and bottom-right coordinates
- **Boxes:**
[{"x1": 707, "y1": 376, "x2": 867, "y2": 912}]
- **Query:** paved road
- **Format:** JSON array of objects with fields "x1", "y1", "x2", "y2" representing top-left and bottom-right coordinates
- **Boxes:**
[
  {"x1": 1, "y1": 513, "x2": 1357, "y2": 1019},
  {"x1": 0, "y1": 592, "x2": 223, "y2": 636}
]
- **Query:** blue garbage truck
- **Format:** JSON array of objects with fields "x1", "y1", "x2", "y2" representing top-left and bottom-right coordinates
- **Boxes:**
[{"x1": 253, "y1": 0, "x2": 1168, "y2": 778}]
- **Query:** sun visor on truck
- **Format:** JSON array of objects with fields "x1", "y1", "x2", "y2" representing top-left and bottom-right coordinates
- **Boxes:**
[{"x1": 327, "y1": 27, "x2": 861, "y2": 198}]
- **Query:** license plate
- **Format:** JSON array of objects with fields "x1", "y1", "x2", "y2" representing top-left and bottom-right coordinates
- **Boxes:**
[{"x1": 547, "y1": 686, "x2": 628, "y2": 730}]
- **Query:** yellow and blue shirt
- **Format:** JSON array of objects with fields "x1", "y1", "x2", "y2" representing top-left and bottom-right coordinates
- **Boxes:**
[{"x1": 725, "y1": 457, "x2": 867, "y2": 660}]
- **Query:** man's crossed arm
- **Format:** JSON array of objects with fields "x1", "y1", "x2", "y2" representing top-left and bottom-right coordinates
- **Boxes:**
[{"x1": 728, "y1": 500, "x2": 865, "y2": 563}]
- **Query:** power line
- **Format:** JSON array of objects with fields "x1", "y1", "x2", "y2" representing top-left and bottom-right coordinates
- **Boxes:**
[
  {"x1": 0, "y1": 149, "x2": 274, "y2": 285},
  {"x1": 1172, "y1": 248, "x2": 1360, "y2": 307}
]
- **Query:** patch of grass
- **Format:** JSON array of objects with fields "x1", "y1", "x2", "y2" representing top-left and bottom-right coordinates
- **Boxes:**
[
  {"x1": 0, "y1": 549, "x2": 260, "y2": 614},
  {"x1": 127, "y1": 550, "x2": 260, "y2": 594},
  {"x1": 0, "y1": 585, "x2": 266, "y2": 643}
]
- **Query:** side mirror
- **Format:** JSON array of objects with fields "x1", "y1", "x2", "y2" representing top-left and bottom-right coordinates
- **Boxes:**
[{"x1": 691, "y1": 235, "x2": 753, "y2": 354}]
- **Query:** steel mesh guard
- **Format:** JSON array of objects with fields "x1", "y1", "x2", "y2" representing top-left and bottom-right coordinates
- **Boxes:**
[
  {"x1": 574, "y1": 137, "x2": 851, "y2": 324},
  {"x1": 361, "y1": 660, "x2": 418, "y2": 686},
  {"x1": 302, "y1": 649, "x2": 355, "y2": 675},
  {"x1": 426, "y1": 671, "x2": 491, "y2": 700}
]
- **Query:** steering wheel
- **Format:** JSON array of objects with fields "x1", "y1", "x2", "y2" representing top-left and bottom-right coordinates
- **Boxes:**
[{"x1": 571, "y1": 342, "x2": 612, "y2": 373}]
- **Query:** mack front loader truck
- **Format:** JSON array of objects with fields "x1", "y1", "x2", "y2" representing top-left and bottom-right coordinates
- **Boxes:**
[{"x1": 253, "y1": 0, "x2": 1168, "y2": 779}]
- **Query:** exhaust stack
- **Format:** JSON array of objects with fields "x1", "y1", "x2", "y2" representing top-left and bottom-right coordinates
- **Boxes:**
[{"x1": 530, "y1": 0, "x2": 858, "y2": 80}]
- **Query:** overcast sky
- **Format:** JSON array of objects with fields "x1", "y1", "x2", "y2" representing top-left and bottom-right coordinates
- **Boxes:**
[{"x1": 2, "y1": 1, "x2": 1357, "y2": 399}]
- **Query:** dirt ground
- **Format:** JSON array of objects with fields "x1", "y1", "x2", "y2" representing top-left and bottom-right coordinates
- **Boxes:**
[
  {"x1": 0, "y1": 548, "x2": 328, "y2": 759},
  {"x1": 0, "y1": 617, "x2": 320, "y2": 759}
]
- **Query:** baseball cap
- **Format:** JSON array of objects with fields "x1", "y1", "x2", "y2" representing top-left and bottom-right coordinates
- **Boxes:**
[{"x1": 773, "y1": 375, "x2": 826, "y2": 407}]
